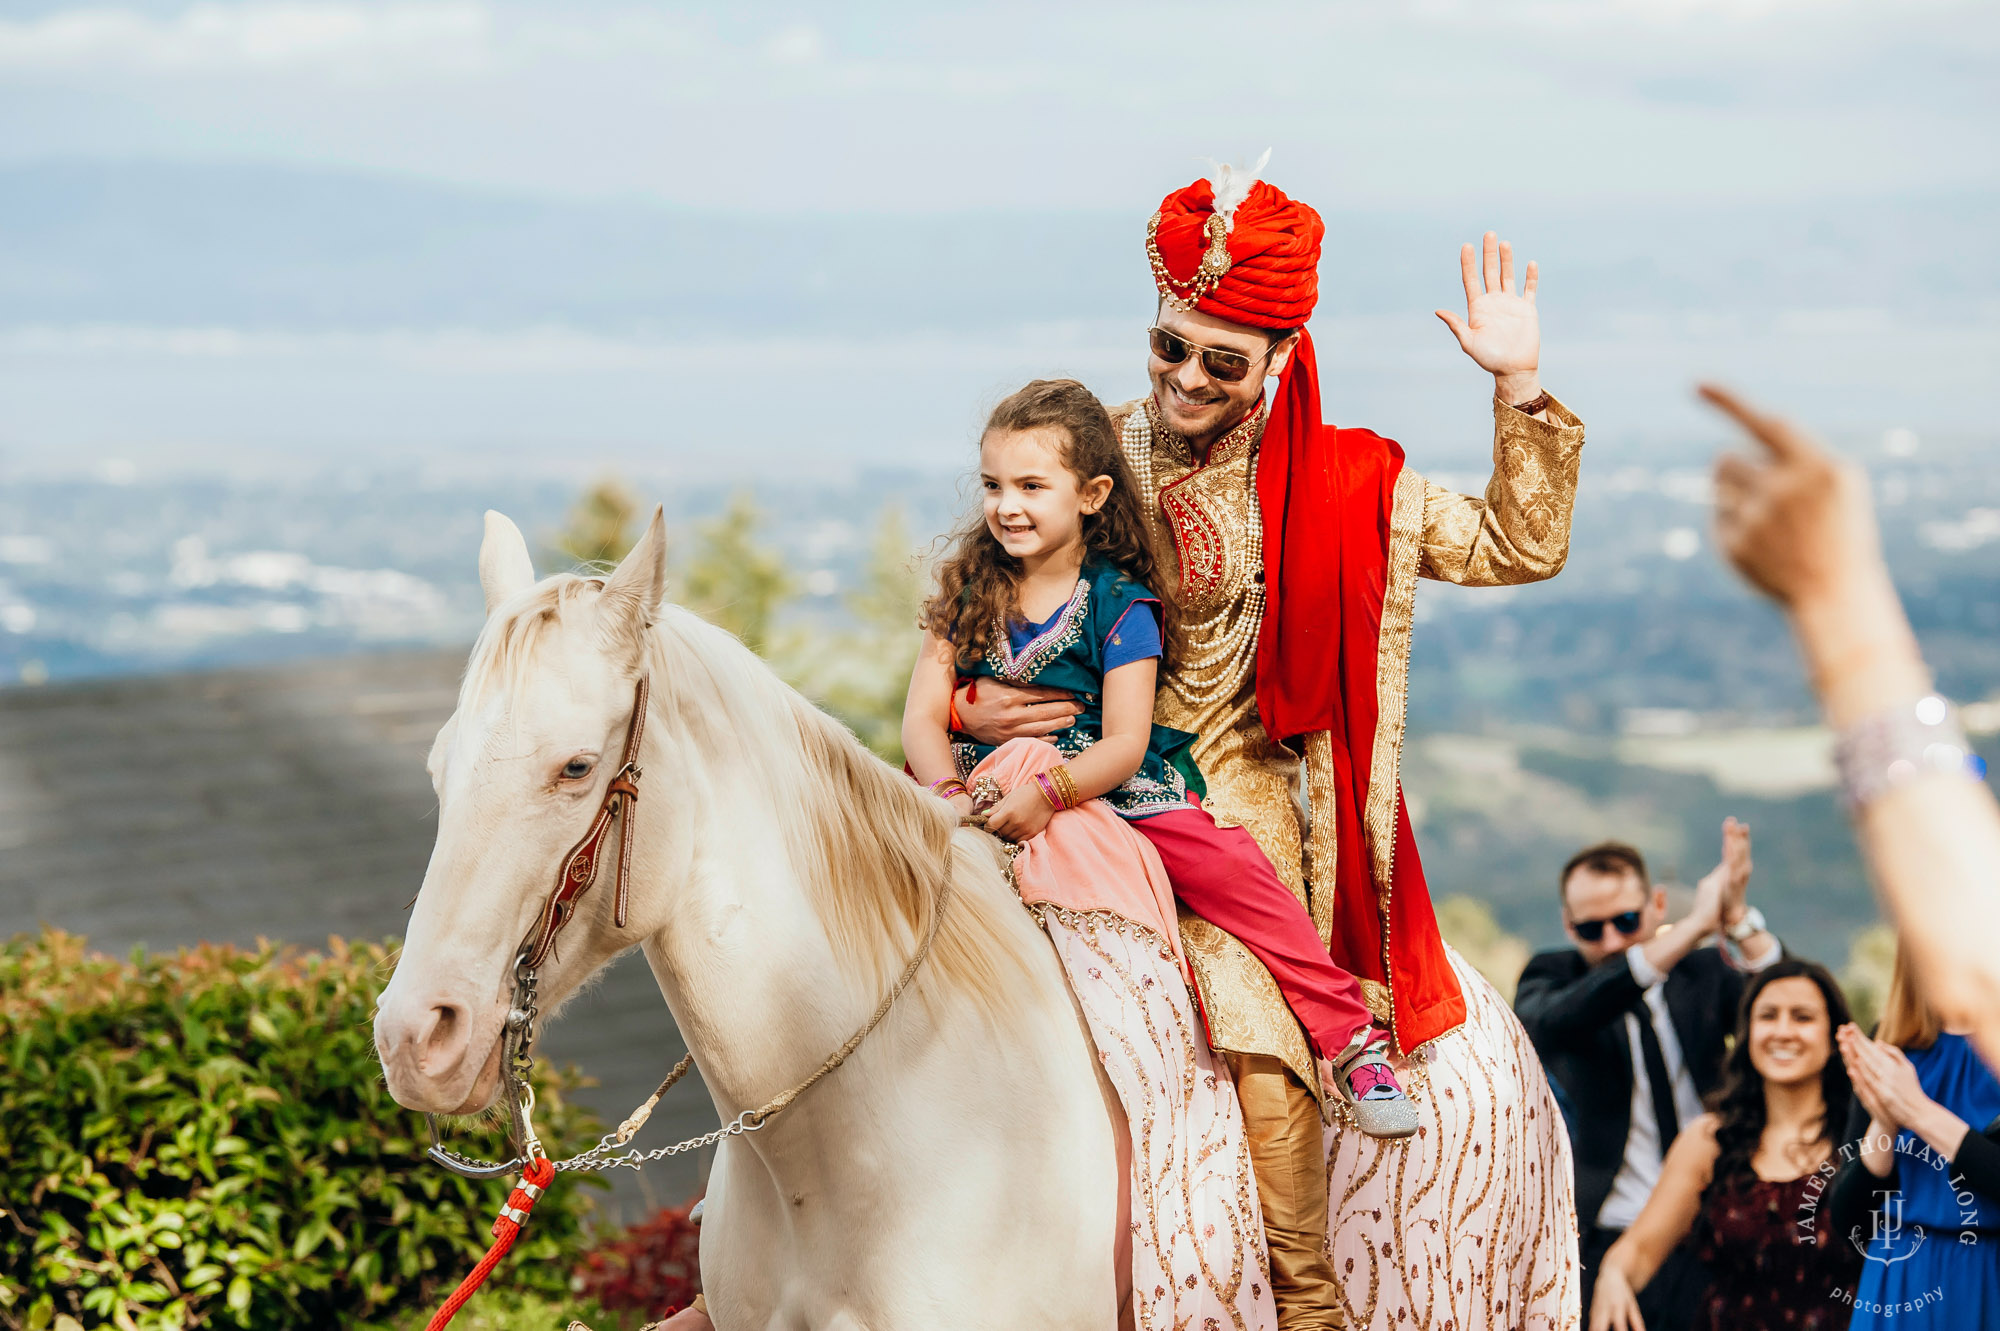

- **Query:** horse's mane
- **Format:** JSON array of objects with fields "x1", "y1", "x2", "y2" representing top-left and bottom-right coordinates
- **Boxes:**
[{"x1": 462, "y1": 574, "x2": 1034, "y2": 1019}]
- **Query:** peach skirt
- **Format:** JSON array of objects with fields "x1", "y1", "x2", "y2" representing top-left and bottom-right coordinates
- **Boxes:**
[
  {"x1": 974, "y1": 741, "x2": 1578, "y2": 1330},
  {"x1": 974, "y1": 739, "x2": 1278, "y2": 1331}
]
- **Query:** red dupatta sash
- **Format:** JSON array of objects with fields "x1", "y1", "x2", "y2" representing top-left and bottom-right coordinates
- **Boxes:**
[{"x1": 1253, "y1": 328, "x2": 1466, "y2": 1053}]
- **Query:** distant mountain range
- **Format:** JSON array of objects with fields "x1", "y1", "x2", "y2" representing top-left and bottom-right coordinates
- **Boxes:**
[
  {"x1": 3, "y1": 159, "x2": 1996, "y2": 333},
  {"x1": 3, "y1": 158, "x2": 1996, "y2": 476}
]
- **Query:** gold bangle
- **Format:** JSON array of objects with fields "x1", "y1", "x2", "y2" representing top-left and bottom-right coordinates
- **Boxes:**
[{"x1": 1049, "y1": 763, "x2": 1081, "y2": 811}]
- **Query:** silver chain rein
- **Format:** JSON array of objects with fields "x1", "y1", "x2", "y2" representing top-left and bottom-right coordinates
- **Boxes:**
[{"x1": 424, "y1": 842, "x2": 957, "y2": 1179}]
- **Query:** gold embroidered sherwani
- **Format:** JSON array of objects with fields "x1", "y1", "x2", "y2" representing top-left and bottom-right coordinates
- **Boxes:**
[{"x1": 1118, "y1": 392, "x2": 1586, "y2": 1095}]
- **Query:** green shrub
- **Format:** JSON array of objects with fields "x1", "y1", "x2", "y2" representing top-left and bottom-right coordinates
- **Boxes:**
[{"x1": 0, "y1": 930, "x2": 606, "y2": 1330}]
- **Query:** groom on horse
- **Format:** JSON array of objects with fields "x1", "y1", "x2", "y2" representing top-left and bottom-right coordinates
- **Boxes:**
[{"x1": 956, "y1": 161, "x2": 1588, "y2": 1327}]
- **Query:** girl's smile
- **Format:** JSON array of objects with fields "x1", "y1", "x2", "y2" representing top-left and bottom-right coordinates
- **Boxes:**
[{"x1": 980, "y1": 425, "x2": 1111, "y2": 572}]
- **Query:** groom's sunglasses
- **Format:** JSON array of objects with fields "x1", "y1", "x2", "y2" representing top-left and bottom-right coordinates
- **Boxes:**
[
  {"x1": 1147, "y1": 326, "x2": 1272, "y2": 385},
  {"x1": 1570, "y1": 910, "x2": 1644, "y2": 943}
]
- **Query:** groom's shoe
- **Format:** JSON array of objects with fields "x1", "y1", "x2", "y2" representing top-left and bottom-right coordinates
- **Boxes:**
[{"x1": 1330, "y1": 1026, "x2": 1419, "y2": 1139}]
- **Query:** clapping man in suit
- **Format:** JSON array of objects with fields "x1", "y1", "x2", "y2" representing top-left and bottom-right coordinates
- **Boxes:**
[{"x1": 1516, "y1": 818, "x2": 1781, "y2": 1327}]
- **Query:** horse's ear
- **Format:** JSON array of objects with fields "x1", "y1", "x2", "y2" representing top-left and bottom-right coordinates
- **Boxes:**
[
  {"x1": 479, "y1": 511, "x2": 536, "y2": 614},
  {"x1": 599, "y1": 506, "x2": 668, "y2": 652}
]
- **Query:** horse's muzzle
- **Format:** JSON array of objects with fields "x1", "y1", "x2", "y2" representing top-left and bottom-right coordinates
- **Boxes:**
[{"x1": 375, "y1": 993, "x2": 507, "y2": 1114}]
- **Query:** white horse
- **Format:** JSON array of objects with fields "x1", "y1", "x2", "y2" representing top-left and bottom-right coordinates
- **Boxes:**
[{"x1": 374, "y1": 510, "x2": 1129, "y2": 1329}]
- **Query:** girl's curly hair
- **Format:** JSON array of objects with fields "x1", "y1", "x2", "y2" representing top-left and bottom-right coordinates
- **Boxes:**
[{"x1": 921, "y1": 379, "x2": 1179, "y2": 671}]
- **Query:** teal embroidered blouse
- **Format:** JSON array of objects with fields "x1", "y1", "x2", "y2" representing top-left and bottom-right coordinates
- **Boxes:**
[{"x1": 951, "y1": 561, "x2": 1204, "y2": 820}]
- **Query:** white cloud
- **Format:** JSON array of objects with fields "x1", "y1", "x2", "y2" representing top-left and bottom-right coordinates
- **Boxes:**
[
  {"x1": 0, "y1": 3, "x2": 494, "y2": 74},
  {"x1": 763, "y1": 22, "x2": 824, "y2": 67},
  {"x1": 1424, "y1": 0, "x2": 1973, "y2": 28},
  {"x1": 0, "y1": 321, "x2": 1140, "y2": 375},
  {"x1": 0, "y1": 3, "x2": 1992, "y2": 215},
  {"x1": 1922, "y1": 508, "x2": 2000, "y2": 553}
]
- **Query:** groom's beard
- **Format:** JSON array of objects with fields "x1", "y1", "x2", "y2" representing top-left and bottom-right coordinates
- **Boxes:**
[
  {"x1": 1153, "y1": 377, "x2": 1232, "y2": 435},
  {"x1": 1152, "y1": 376, "x2": 1262, "y2": 456}
]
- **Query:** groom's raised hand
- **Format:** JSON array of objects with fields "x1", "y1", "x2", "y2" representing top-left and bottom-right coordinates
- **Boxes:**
[{"x1": 1434, "y1": 230, "x2": 1542, "y2": 408}]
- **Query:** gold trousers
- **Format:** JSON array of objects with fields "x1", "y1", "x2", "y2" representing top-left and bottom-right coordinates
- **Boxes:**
[{"x1": 1228, "y1": 1052, "x2": 1347, "y2": 1330}]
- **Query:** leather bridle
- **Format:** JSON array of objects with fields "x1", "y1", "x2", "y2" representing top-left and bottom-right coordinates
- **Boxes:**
[
  {"x1": 426, "y1": 676, "x2": 652, "y2": 1177},
  {"x1": 422, "y1": 673, "x2": 957, "y2": 1184},
  {"x1": 520, "y1": 675, "x2": 650, "y2": 969}
]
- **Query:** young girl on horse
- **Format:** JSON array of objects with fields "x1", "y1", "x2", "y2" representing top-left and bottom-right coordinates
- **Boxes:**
[{"x1": 901, "y1": 378, "x2": 1413, "y2": 1136}]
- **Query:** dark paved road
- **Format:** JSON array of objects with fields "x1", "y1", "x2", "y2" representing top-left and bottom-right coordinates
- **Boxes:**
[{"x1": 0, "y1": 650, "x2": 708, "y2": 1221}]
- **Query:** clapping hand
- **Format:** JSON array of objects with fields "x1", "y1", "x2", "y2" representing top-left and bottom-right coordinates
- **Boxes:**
[
  {"x1": 1435, "y1": 231, "x2": 1542, "y2": 404},
  {"x1": 1716, "y1": 816, "x2": 1753, "y2": 923},
  {"x1": 1838, "y1": 1023, "x2": 1898, "y2": 1130},
  {"x1": 1689, "y1": 854, "x2": 1731, "y2": 937},
  {"x1": 1839, "y1": 1025, "x2": 1934, "y2": 1131},
  {"x1": 1841, "y1": 1022, "x2": 1975, "y2": 1161}
]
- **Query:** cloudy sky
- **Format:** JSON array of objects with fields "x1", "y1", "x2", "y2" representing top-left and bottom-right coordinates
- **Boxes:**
[
  {"x1": 5, "y1": 0, "x2": 1994, "y2": 208},
  {"x1": 1, "y1": 0, "x2": 1995, "y2": 476}
]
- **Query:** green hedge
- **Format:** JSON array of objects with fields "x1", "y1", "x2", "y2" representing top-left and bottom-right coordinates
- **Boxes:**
[{"x1": 0, "y1": 931, "x2": 606, "y2": 1330}]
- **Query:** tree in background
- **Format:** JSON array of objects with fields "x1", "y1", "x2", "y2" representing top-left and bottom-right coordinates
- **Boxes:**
[
  {"x1": 778, "y1": 506, "x2": 928, "y2": 763},
  {"x1": 547, "y1": 478, "x2": 643, "y2": 567},
  {"x1": 546, "y1": 478, "x2": 927, "y2": 764},
  {"x1": 683, "y1": 493, "x2": 794, "y2": 659},
  {"x1": 1434, "y1": 895, "x2": 1533, "y2": 1003},
  {"x1": 1841, "y1": 921, "x2": 1896, "y2": 1033}
]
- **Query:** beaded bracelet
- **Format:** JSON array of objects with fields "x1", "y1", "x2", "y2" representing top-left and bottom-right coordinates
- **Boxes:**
[
  {"x1": 1834, "y1": 694, "x2": 1988, "y2": 814},
  {"x1": 929, "y1": 777, "x2": 970, "y2": 802}
]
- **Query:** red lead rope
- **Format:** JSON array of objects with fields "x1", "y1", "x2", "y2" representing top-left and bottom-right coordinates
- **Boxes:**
[{"x1": 425, "y1": 1157, "x2": 559, "y2": 1330}]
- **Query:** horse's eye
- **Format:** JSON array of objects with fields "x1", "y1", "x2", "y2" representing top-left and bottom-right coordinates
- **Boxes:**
[{"x1": 561, "y1": 758, "x2": 594, "y2": 781}]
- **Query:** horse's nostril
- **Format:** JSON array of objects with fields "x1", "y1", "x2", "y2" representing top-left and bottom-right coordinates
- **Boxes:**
[{"x1": 419, "y1": 1002, "x2": 468, "y2": 1072}]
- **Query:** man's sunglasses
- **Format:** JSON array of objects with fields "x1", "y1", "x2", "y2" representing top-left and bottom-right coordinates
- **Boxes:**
[
  {"x1": 1147, "y1": 325, "x2": 1273, "y2": 385},
  {"x1": 1570, "y1": 911, "x2": 1644, "y2": 943}
]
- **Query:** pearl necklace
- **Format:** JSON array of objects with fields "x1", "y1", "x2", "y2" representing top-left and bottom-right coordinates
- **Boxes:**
[{"x1": 1124, "y1": 407, "x2": 1266, "y2": 706}]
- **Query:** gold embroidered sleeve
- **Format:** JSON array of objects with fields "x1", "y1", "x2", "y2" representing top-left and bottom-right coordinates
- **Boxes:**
[{"x1": 1418, "y1": 391, "x2": 1586, "y2": 587}]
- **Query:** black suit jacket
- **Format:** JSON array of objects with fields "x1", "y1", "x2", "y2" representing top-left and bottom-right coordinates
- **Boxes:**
[{"x1": 1515, "y1": 945, "x2": 1754, "y2": 1231}]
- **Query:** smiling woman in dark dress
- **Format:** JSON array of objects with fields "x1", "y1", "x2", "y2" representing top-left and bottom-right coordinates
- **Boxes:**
[{"x1": 1590, "y1": 958, "x2": 1861, "y2": 1331}]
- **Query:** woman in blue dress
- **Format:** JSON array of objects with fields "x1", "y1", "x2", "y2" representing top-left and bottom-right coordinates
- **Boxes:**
[{"x1": 1831, "y1": 942, "x2": 2000, "y2": 1328}]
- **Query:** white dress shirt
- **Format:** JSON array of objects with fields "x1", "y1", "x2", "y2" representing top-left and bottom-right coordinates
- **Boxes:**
[{"x1": 1595, "y1": 940, "x2": 1782, "y2": 1232}]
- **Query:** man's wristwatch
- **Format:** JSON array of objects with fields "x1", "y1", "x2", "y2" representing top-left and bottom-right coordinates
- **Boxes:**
[{"x1": 1724, "y1": 906, "x2": 1766, "y2": 942}]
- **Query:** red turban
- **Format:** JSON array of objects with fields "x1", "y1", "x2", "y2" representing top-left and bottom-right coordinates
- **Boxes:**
[
  {"x1": 1145, "y1": 168, "x2": 1467, "y2": 1054},
  {"x1": 1148, "y1": 177, "x2": 1323, "y2": 330}
]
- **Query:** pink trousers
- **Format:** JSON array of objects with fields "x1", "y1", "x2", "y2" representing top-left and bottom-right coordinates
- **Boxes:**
[{"x1": 1132, "y1": 805, "x2": 1374, "y2": 1061}]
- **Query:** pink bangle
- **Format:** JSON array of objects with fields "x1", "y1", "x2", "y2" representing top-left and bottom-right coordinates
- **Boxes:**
[{"x1": 929, "y1": 777, "x2": 969, "y2": 802}]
